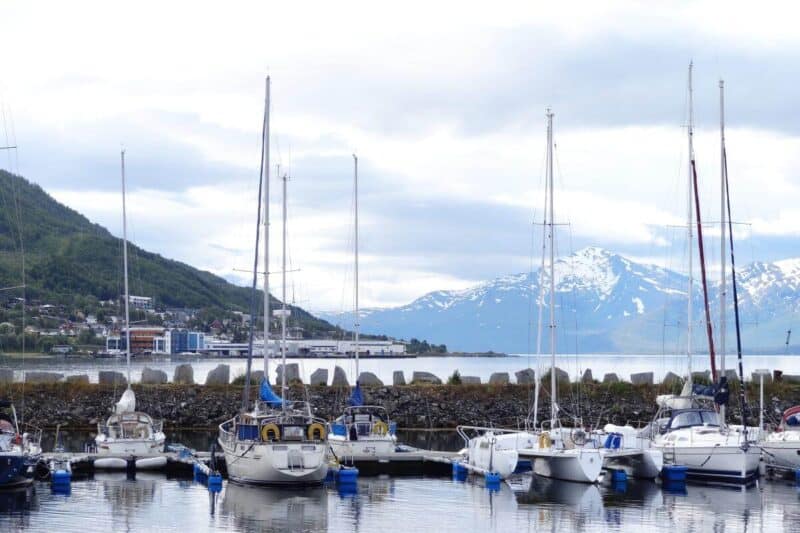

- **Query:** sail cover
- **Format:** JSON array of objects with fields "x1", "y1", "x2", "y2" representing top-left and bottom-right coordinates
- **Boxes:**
[
  {"x1": 348, "y1": 382, "x2": 363, "y2": 407},
  {"x1": 115, "y1": 388, "x2": 136, "y2": 414},
  {"x1": 259, "y1": 377, "x2": 286, "y2": 407}
]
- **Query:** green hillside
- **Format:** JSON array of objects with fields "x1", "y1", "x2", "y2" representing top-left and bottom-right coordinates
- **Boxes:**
[{"x1": 0, "y1": 170, "x2": 335, "y2": 336}]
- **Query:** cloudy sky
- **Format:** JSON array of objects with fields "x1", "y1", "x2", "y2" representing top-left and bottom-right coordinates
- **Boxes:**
[{"x1": 1, "y1": 1, "x2": 799, "y2": 313}]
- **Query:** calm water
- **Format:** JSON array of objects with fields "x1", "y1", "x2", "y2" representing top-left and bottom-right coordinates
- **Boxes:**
[
  {"x1": 1, "y1": 354, "x2": 799, "y2": 384},
  {"x1": 3, "y1": 429, "x2": 799, "y2": 532},
  {"x1": 2, "y1": 474, "x2": 799, "y2": 532}
]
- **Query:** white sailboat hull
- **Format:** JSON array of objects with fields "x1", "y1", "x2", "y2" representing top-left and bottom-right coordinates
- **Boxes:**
[
  {"x1": 95, "y1": 434, "x2": 166, "y2": 457},
  {"x1": 761, "y1": 439, "x2": 800, "y2": 470},
  {"x1": 526, "y1": 449, "x2": 603, "y2": 484},
  {"x1": 328, "y1": 435, "x2": 396, "y2": 459},
  {"x1": 220, "y1": 439, "x2": 328, "y2": 486},
  {"x1": 601, "y1": 448, "x2": 663, "y2": 479},
  {"x1": 658, "y1": 444, "x2": 760, "y2": 482}
]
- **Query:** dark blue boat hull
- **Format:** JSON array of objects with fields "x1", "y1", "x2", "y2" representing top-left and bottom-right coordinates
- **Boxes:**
[{"x1": 0, "y1": 454, "x2": 35, "y2": 488}]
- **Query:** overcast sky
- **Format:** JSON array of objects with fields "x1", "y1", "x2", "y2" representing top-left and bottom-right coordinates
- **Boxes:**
[{"x1": 2, "y1": 1, "x2": 799, "y2": 313}]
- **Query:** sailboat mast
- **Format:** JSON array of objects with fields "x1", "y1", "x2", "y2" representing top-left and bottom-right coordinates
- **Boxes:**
[
  {"x1": 241, "y1": 81, "x2": 268, "y2": 412},
  {"x1": 546, "y1": 108, "x2": 557, "y2": 427},
  {"x1": 120, "y1": 149, "x2": 131, "y2": 386},
  {"x1": 686, "y1": 62, "x2": 694, "y2": 388},
  {"x1": 719, "y1": 79, "x2": 727, "y2": 422},
  {"x1": 531, "y1": 177, "x2": 548, "y2": 428},
  {"x1": 353, "y1": 154, "x2": 360, "y2": 381},
  {"x1": 281, "y1": 171, "x2": 288, "y2": 413},
  {"x1": 722, "y1": 119, "x2": 748, "y2": 445},
  {"x1": 263, "y1": 77, "x2": 271, "y2": 378}
]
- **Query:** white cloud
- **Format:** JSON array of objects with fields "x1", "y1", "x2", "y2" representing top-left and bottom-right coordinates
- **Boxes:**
[{"x1": 5, "y1": 2, "x2": 800, "y2": 311}]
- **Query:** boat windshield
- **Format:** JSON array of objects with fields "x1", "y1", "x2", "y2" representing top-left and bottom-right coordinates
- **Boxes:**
[
  {"x1": 784, "y1": 412, "x2": 800, "y2": 429},
  {"x1": 668, "y1": 410, "x2": 720, "y2": 430}
]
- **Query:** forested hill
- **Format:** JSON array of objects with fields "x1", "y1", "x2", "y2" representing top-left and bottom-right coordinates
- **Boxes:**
[{"x1": 0, "y1": 170, "x2": 334, "y2": 335}]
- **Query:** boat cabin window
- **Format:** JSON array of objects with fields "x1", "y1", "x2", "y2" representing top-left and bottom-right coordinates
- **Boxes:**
[
  {"x1": 283, "y1": 425, "x2": 305, "y2": 441},
  {"x1": 669, "y1": 410, "x2": 720, "y2": 430}
]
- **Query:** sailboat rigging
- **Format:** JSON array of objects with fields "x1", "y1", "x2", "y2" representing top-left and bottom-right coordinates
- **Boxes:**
[
  {"x1": 329, "y1": 153, "x2": 398, "y2": 459},
  {"x1": 94, "y1": 150, "x2": 166, "y2": 465},
  {"x1": 218, "y1": 77, "x2": 328, "y2": 486}
]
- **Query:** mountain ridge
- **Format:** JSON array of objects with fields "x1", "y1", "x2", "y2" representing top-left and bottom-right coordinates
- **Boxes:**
[
  {"x1": 0, "y1": 170, "x2": 335, "y2": 336},
  {"x1": 319, "y1": 246, "x2": 798, "y2": 353}
]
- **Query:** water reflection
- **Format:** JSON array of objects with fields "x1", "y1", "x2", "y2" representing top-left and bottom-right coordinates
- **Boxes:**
[
  {"x1": 2, "y1": 471, "x2": 800, "y2": 531},
  {"x1": 0, "y1": 485, "x2": 37, "y2": 530},
  {"x1": 221, "y1": 483, "x2": 328, "y2": 532}
]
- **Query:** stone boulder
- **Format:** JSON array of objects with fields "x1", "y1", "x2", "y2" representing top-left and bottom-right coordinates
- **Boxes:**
[
  {"x1": 515, "y1": 368, "x2": 535, "y2": 385},
  {"x1": 25, "y1": 371, "x2": 63, "y2": 384},
  {"x1": 173, "y1": 364, "x2": 194, "y2": 385},
  {"x1": 251, "y1": 370, "x2": 265, "y2": 384},
  {"x1": 723, "y1": 369, "x2": 739, "y2": 382},
  {"x1": 542, "y1": 367, "x2": 570, "y2": 383},
  {"x1": 0, "y1": 369, "x2": 13, "y2": 383},
  {"x1": 489, "y1": 372, "x2": 509, "y2": 385},
  {"x1": 66, "y1": 374, "x2": 90, "y2": 385},
  {"x1": 141, "y1": 367, "x2": 168, "y2": 385},
  {"x1": 783, "y1": 374, "x2": 800, "y2": 384},
  {"x1": 276, "y1": 363, "x2": 300, "y2": 384},
  {"x1": 358, "y1": 372, "x2": 384, "y2": 386},
  {"x1": 751, "y1": 370, "x2": 772, "y2": 383},
  {"x1": 310, "y1": 368, "x2": 328, "y2": 386},
  {"x1": 581, "y1": 368, "x2": 593, "y2": 383},
  {"x1": 662, "y1": 371, "x2": 682, "y2": 386},
  {"x1": 332, "y1": 366, "x2": 349, "y2": 387},
  {"x1": 411, "y1": 371, "x2": 442, "y2": 385},
  {"x1": 99, "y1": 371, "x2": 127, "y2": 386},
  {"x1": 631, "y1": 372, "x2": 653, "y2": 385},
  {"x1": 205, "y1": 364, "x2": 230, "y2": 386},
  {"x1": 392, "y1": 371, "x2": 406, "y2": 386},
  {"x1": 603, "y1": 373, "x2": 620, "y2": 384},
  {"x1": 461, "y1": 376, "x2": 481, "y2": 384}
]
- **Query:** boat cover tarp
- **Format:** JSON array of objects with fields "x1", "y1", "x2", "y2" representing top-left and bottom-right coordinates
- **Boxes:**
[
  {"x1": 115, "y1": 388, "x2": 136, "y2": 414},
  {"x1": 259, "y1": 377, "x2": 286, "y2": 407},
  {"x1": 348, "y1": 382, "x2": 363, "y2": 407}
]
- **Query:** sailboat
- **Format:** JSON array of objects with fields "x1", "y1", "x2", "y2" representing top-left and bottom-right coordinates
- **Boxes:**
[
  {"x1": 218, "y1": 77, "x2": 329, "y2": 486},
  {"x1": 328, "y1": 154, "x2": 398, "y2": 459},
  {"x1": 460, "y1": 109, "x2": 602, "y2": 483},
  {"x1": 0, "y1": 400, "x2": 42, "y2": 487},
  {"x1": 94, "y1": 150, "x2": 166, "y2": 464},
  {"x1": 646, "y1": 65, "x2": 760, "y2": 483}
]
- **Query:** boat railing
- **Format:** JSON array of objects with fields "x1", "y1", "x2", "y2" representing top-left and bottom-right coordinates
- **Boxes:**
[
  {"x1": 455, "y1": 425, "x2": 531, "y2": 448},
  {"x1": 21, "y1": 423, "x2": 42, "y2": 449}
]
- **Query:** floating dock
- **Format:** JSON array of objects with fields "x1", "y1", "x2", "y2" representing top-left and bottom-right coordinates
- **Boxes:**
[{"x1": 41, "y1": 446, "x2": 460, "y2": 478}]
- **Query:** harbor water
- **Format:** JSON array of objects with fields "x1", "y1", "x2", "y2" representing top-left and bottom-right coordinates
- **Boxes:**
[
  {"x1": 1, "y1": 354, "x2": 799, "y2": 384},
  {"x1": 3, "y1": 430, "x2": 800, "y2": 532},
  {"x1": 2, "y1": 472, "x2": 799, "y2": 532}
]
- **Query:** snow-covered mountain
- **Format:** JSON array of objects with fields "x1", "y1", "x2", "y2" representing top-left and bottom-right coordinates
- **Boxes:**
[{"x1": 318, "y1": 247, "x2": 799, "y2": 354}]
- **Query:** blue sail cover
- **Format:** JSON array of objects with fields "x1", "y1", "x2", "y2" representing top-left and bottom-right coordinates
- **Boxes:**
[
  {"x1": 259, "y1": 377, "x2": 286, "y2": 407},
  {"x1": 348, "y1": 383, "x2": 363, "y2": 407}
]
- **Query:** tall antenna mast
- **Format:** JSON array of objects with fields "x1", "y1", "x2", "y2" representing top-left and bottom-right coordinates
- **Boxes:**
[
  {"x1": 281, "y1": 170, "x2": 289, "y2": 413},
  {"x1": 263, "y1": 77, "x2": 271, "y2": 379},
  {"x1": 686, "y1": 62, "x2": 694, "y2": 388},
  {"x1": 120, "y1": 149, "x2": 131, "y2": 387},
  {"x1": 719, "y1": 79, "x2": 727, "y2": 422},
  {"x1": 353, "y1": 154, "x2": 360, "y2": 381},
  {"x1": 546, "y1": 108, "x2": 557, "y2": 428}
]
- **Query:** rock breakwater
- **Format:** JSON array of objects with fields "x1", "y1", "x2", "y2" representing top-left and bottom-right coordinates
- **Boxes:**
[{"x1": 2, "y1": 381, "x2": 797, "y2": 431}]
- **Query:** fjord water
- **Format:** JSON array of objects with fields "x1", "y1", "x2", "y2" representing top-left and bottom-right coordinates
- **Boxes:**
[
  {"x1": 2, "y1": 354, "x2": 799, "y2": 384},
  {"x1": 2, "y1": 474, "x2": 799, "y2": 532}
]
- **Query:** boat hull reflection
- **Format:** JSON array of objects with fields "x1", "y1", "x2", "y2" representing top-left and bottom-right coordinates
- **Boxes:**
[{"x1": 221, "y1": 482, "x2": 328, "y2": 532}]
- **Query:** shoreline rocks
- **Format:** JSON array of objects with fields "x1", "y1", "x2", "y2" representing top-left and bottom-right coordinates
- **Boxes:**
[{"x1": 0, "y1": 380, "x2": 795, "y2": 431}]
